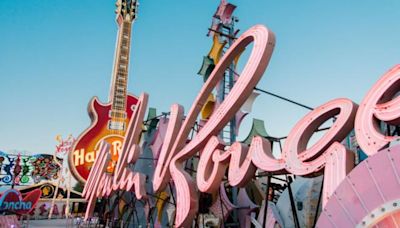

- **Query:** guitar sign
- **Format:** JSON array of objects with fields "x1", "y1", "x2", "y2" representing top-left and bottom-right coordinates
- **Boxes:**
[{"x1": 70, "y1": 0, "x2": 139, "y2": 183}]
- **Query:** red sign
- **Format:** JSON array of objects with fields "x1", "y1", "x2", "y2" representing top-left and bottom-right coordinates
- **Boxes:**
[{"x1": 0, "y1": 189, "x2": 41, "y2": 214}]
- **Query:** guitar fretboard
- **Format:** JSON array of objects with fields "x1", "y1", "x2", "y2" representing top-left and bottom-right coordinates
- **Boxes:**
[{"x1": 111, "y1": 20, "x2": 132, "y2": 120}]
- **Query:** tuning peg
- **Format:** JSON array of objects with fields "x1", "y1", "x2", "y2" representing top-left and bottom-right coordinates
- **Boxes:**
[{"x1": 115, "y1": 0, "x2": 122, "y2": 14}]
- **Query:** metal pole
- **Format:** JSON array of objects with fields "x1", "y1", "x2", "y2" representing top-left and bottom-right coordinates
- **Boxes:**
[
  {"x1": 48, "y1": 178, "x2": 60, "y2": 219},
  {"x1": 254, "y1": 87, "x2": 314, "y2": 111},
  {"x1": 168, "y1": 183, "x2": 176, "y2": 206},
  {"x1": 312, "y1": 176, "x2": 324, "y2": 228},
  {"x1": 287, "y1": 176, "x2": 300, "y2": 228},
  {"x1": 262, "y1": 176, "x2": 271, "y2": 227},
  {"x1": 219, "y1": 187, "x2": 226, "y2": 228},
  {"x1": 11, "y1": 173, "x2": 15, "y2": 189},
  {"x1": 227, "y1": 18, "x2": 239, "y2": 226},
  {"x1": 262, "y1": 137, "x2": 274, "y2": 227}
]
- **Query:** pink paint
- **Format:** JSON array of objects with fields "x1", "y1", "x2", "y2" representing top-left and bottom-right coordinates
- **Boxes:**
[
  {"x1": 198, "y1": 98, "x2": 357, "y2": 209},
  {"x1": 82, "y1": 23, "x2": 400, "y2": 226},
  {"x1": 355, "y1": 65, "x2": 400, "y2": 156},
  {"x1": 237, "y1": 188, "x2": 258, "y2": 227},
  {"x1": 317, "y1": 144, "x2": 400, "y2": 227},
  {"x1": 282, "y1": 98, "x2": 357, "y2": 175},
  {"x1": 197, "y1": 136, "x2": 228, "y2": 193},
  {"x1": 282, "y1": 98, "x2": 357, "y2": 206},
  {"x1": 166, "y1": 25, "x2": 276, "y2": 227},
  {"x1": 82, "y1": 93, "x2": 149, "y2": 220},
  {"x1": 209, "y1": 184, "x2": 237, "y2": 221},
  {"x1": 150, "y1": 117, "x2": 170, "y2": 166},
  {"x1": 152, "y1": 104, "x2": 184, "y2": 192}
]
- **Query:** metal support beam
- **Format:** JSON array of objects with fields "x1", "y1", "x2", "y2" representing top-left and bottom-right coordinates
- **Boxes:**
[
  {"x1": 312, "y1": 176, "x2": 324, "y2": 228},
  {"x1": 255, "y1": 87, "x2": 314, "y2": 111},
  {"x1": 287, "y1": 176, "x2": 300, "y2": 228},
  {"x1": 263, "y1": 176, "x2": 271, "y2": 227}
]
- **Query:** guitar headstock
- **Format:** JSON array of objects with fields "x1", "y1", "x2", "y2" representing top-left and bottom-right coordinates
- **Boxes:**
[{"x1": 115, "y1": 0, "x2": 138, "y2": 24}]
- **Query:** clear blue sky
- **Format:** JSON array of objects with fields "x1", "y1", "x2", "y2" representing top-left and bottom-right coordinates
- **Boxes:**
[{"x1": 1, "y1": 0, "x2": 399, "y2": 154}]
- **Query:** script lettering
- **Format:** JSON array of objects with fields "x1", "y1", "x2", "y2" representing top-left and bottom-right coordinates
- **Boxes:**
[
  {"x1": 81, "y1": 21, "x2": 400, "y2": 226},
  {"x1": 281, "y1": 98, "x2": 357, "y2": 205},
  {"x1": 153, "y1": 104, "x2": 184, "y2": 192},
  {"x1": 197, "y1": 98, "x2": 357, "y2": 208},
  {"x1": 83, "y1": 93, "x2": 148, "y2": 220},
  {"x1": 155, "y1": 25, "x2": 276, "y2": 227},
  {"x1": 355, "y1": 65, "x2": 400, "y2": 156}
]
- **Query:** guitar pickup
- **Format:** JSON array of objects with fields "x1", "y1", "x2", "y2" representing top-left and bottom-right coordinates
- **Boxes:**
[{"x1": 108, "y1": 121, "x2": 125, "y2": 131}]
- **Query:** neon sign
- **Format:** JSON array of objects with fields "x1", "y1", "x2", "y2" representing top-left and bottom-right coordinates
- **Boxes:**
[
  {"x1": 55, "y1": 135, "x2": 75, "y2": 155},
  {"x1": 1, "y1": 199, "x2": 31, "y2": 211},
  {"x1": 0, "y1": 189, "x2": 41, "y2": 214},
  {"x1": 82, "y1": 24, "x2": 400, "y2": 227}
]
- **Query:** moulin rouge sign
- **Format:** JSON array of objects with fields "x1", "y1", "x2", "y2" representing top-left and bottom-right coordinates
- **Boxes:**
[{"x1": 77, "y1": 25, "x2": 400, "y2": 227}]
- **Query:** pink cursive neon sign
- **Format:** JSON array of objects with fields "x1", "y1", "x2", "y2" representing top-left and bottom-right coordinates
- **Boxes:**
[
  {"x1": 82, "y1": 24, "x2": 400, "y2": 227},
  {"x1": 82, "y1": 93, "x2": 149, "y2": 220}
]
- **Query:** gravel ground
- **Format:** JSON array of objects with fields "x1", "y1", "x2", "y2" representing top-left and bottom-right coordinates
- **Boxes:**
[{"x1": 22, "y1": 218, "x2": 104, "y2": 228}]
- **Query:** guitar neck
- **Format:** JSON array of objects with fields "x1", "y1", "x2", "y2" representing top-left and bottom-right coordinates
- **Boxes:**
[{"x1": 110, "y1": 20, "x2": 133, "y2": 118}]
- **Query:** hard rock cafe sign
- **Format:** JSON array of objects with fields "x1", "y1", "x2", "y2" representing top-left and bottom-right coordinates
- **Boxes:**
[{"x1": 76, "y1": 25, "x2": 400, "y2": 227}]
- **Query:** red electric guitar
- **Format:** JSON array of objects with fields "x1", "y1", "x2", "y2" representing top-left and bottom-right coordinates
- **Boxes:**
[{"x1": 69, "y1": 0, "x2": 139, "y2": 183}]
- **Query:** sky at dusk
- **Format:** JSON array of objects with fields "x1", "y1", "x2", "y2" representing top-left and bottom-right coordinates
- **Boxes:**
[{"x1": 1, "y1": 0, "x2": 400, "y2": 154}]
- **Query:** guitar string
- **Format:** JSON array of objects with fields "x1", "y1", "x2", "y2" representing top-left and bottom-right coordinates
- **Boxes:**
[{"x1": 113, "y1": 21, "x2": 132, "y2": 135}]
